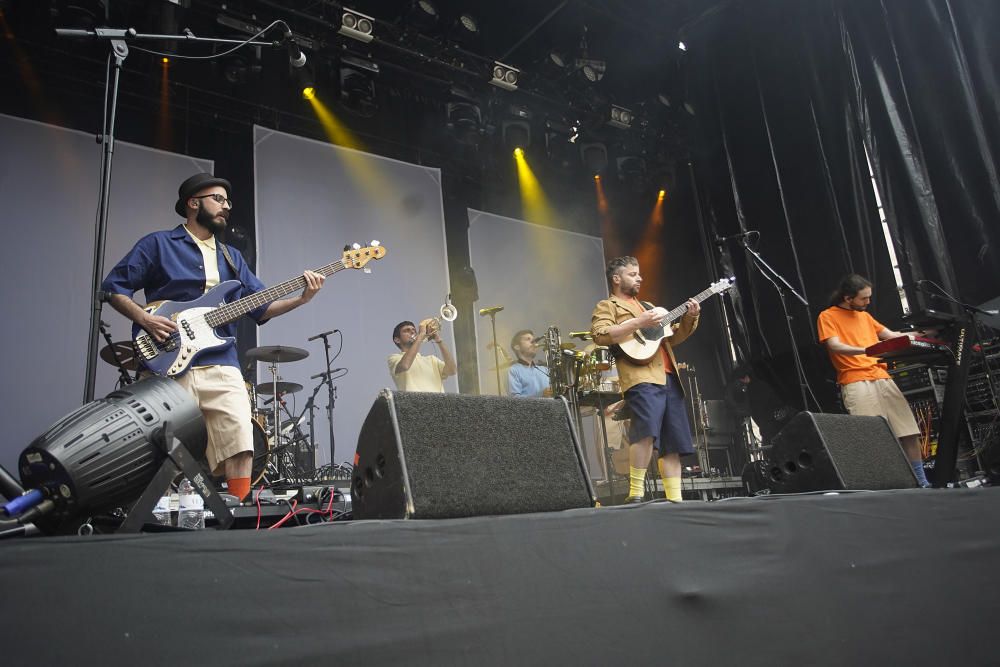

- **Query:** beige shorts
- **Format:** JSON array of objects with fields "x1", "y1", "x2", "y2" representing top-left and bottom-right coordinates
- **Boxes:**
[
  {"x1": 841, "y1": 378, "x2": 920, "y2": 439},
  {"x1": 172, "y1": 365, "x2": 254, "y2": 475}
]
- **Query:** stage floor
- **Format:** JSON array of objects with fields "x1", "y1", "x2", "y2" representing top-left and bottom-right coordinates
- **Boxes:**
[{"x1": 2, "y1": 488, "x2": 998, "y2": 665}]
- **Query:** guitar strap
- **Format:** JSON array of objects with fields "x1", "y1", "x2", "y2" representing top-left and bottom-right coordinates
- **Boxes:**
[{"x1": 219, "y1": 243, "x2": 242, "y2": 284}]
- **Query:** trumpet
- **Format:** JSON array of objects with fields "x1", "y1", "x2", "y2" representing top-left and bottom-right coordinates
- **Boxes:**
[
  {"x1": 439, "y1": 294, "x2": 458, "y2": 322},
  {"x1": 420, "y1": 317, "x2": 443, "y2": 339}
]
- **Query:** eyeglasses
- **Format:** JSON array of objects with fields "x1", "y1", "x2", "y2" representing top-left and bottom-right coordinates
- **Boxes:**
[{"x1": 192, "y1": 193, "x2": 233, "y2": 208}]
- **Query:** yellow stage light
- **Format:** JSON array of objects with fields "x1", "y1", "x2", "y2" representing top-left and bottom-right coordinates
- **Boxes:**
[
  {"x1": 162, "y1": 57, "x2": 169, "y2": 65},
  {"x1": 302, "y1": 86, "x2": 316, "y2": 100},
  {"x1": 658, "y1": 189, "x2": 666, "y2": 199},
  {"x1": 513, "y1": 147, "x2": 523, "y2": 157}
]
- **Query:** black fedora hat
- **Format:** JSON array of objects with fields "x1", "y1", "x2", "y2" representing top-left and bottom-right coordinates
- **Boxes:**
[{"x1": 174, "y1": 172, "x2": 232, "y2": 217}]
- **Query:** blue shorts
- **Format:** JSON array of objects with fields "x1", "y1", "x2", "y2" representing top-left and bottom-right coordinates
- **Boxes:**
[{"x1": 625, "y1": 376, "x2": 695, "y2": 456}]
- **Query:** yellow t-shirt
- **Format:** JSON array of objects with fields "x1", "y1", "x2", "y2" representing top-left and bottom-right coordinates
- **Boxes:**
[
  {"x1": 184, "y1": 225, "x2": 220, "y2": 293},
  {"x1": 387, "y1": 352, "x2": 446, "y2": 393},
  {"x1": 816, "y1": 306, "x2": 890, "y2": 385}
]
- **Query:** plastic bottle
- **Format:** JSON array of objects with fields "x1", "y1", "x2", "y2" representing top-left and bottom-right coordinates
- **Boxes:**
[
  {"x1": 152, "y1": 485, "x2": 173, "y2": 526},
  {"x1": 176, "y1": 478, "x2": 205, "y2": 530}
]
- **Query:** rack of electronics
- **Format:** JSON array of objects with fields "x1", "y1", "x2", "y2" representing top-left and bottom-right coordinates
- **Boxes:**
[{"x1": 889, "y1": 334, "x2": 1000, "y2": 482}]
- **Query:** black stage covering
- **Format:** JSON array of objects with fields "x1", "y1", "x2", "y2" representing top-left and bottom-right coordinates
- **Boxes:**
[{"x1": 3, "y1": 489, "x2": 999, "y2": 665}]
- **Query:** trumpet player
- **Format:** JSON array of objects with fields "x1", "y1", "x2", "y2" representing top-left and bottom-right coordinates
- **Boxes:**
[{"x1": 388, "y1": 318, "x2": 457, "y2": 392}]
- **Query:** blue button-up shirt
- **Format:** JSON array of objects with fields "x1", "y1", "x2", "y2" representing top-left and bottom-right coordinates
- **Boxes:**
[
  {"x1": 508, "y1": 361, "x2": 550, "y2": 398},
  {"x1": 101, "y1": 225, "x2": 268, "y2": 369}
]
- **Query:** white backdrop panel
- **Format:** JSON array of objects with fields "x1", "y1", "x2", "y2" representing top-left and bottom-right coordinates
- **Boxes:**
[
  {"x1": 467, "y1": 209, "x2": 608, "y2": 394},
  {"x1": 253, "y1": 126, "x2": 454, "y2": 468},
  {"x1": 0, "y1": 112, "x2": 212, "y2": 475},
  {"x1": 467, "y1": 210, "x2": 609, "y2": 477}
]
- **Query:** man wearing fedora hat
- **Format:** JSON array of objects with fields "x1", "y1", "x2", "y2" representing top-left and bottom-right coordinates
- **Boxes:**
[{"x1": 102, "y1": 173, "x2": 325, "y2": 502}]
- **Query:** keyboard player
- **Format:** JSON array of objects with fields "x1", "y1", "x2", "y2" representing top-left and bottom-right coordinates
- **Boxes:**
[{"x1": 817, "y1": 274, "x2": 930, "y2": 487}]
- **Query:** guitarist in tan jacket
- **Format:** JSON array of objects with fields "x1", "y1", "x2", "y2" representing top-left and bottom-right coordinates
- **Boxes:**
[{"x1": 591, "y1": 256, "x2": 700, "y2": 503}]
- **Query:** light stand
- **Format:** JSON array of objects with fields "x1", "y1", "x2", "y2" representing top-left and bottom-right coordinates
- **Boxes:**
[
  {"x1": 739, "y1": 239, "x2": 816, "y2": 412},
  {"x1": 56, "y1": 26, "x2": 285, "y2": 403}
]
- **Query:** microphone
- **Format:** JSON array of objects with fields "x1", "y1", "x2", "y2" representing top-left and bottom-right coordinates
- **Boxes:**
[
  {"x1": 714, "y1": 230, "x2": 758, "y2": 244},
  {"x1": 311, "y1": 369, "x2": 346, "y2": 380},
  {"x1": 284, "y1": 30, "x2": 307, "y2": 68},
  {"x1": 479, "y1": 306, "x2": 504, "y2": 316},
  {"x1": 308, "y1": 329, "x2": 337, "y2": 342}
]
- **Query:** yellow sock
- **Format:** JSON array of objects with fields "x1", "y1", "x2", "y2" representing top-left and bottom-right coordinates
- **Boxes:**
[
  {"x1": 664, "y1": 478, "x2": 682, "y2": 502},
  {"x1": 658, "y1": 458, "x2": 682, "y2": 502},
  {"x1": 629, "y1": 466, "x2": 646, "y2": 498}
]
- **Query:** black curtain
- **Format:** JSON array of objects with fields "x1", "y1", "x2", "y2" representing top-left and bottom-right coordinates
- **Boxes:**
[{"x1": 686, "y1": 0, "x2": 1000, "y2": 409}]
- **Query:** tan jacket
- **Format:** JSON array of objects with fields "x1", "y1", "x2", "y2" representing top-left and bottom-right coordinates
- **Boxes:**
[{"x1": 591, "y1": 295, "x2": 699, "y2": 393}]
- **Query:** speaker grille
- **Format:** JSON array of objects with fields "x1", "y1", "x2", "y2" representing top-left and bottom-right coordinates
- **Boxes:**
[
  {"x1": 353, "y1": 391, "x2": 594, "y2": 519},
  {"x1": 768, "y1": 412, "x2": 917, "y2": 492}
]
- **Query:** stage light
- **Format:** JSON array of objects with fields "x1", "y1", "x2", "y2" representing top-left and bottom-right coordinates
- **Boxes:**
[
  {"x1": 446, "y1": 100, "x2": 483, "y2": 146},
  {"x1": 656, "y1": 92, "x2": 671, "y2": 108},
  {"x1": 339, "y1": 56, "x2": 379, "y2": 117},
  {"x1": 594, "y1": 174, "x2": 600, "y2": 181},
  {"x1": 608, "y1": 104, "x2": 633, "y2": 130},
  {"x1": 514, "y1": 147, "x2": 523, "y2": 157},
  {"x1": 162, "y1": 57, "x2": 169, "y2": 65},
  {"x1": 16, "y1": 377, "x2": 206, "y2": 534},
  {"x1": 659, "y1": 189, "x2": 666, "y2": 199},
  {"x1": 302, "y1": 86, "x2": 316, "y2": 100},
  {"x1": 293, "y1": 63, "x2": 316, "y2": 101},
  {"x1": 502, "y1": 120, "x2": 531, "y2": 151},
  {"x1": 678, "y1": 41, "x2": 687, "y2": 52},
  {"x1": 339, "y1": 8, "x2": 375, "y2": 43},
  {"x1": 490, "y1": 61, "x2": 520, "y2": 91},
  {"x1": 452, "y1": 12, "x2": 480, "y2": 46},
  {"x1": 580, "y1": 142, "x2": 608, "y2": 175},
  {"x1": 408, "y1": 0, "x2": 438, "y2": 31},
  {"x1": 575, "y1": 58, "x2": 605, "y2": 83}
]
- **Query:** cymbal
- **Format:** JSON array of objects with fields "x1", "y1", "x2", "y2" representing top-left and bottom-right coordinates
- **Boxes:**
[
  {"x1": 246, "y1": 345, "x2": 309, "y2": 363},
  {"x1": 560, "y1": 342, "x2": 577, "y2": 350},
  {"x1": 255, "y1": 381, "x2": 304, "y2": 395},
  {"x1": 99, "y1": 340, "x2": 139, "y2": 371}
]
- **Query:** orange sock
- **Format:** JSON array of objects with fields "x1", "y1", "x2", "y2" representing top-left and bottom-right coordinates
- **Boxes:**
[{"x1": 227, "y1": 477, "x2": 251, "y2": 501}]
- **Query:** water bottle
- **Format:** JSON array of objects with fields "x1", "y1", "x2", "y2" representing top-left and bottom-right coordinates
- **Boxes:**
[
  {"x1": 152, "y1": 485, "x2": 173, "y2": 526},
  {"x1": 176, "y1": 478, "x2": 205, "y2": 530}
]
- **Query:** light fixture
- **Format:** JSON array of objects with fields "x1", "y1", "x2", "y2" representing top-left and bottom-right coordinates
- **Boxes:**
[
  {"x1": 294, "y1": 63, "x2": 316, "y2": 100},
  {"x1": 678, "y1": 40, "x2": 687, "y2": 52},
  {"x1": 446, "y1": 101, "x2": 483, "y2": 146},
  {"x1": 339, "y1": 56, "x2": 379, "y2": 117},
  {"x1": 608, "y1": 104, "x2": 634, "y2": 130},
  {"x1": 452, "y1": 12, "x2": 480, "y2": 47},
  {"x1": 575, "y1": 58, "x2": 606, "y2": 83},
  {"x1": 580, "y1": 142, "x2": 608, "y2": 175},
  {"x1": 16, "y1": 377, "x2": 207, "y2": 534},
  {"x1": 490, "y1": 61, "x2": 520, "y2": 91},
  {"x1": 339, "y1": 8, "x2": 375, "y2": 43},
  {"x1": 502, "y1": 120, "x2": 531, "y2": 151},
  {"x1": 408, "y1": 0, "x2": 438, "y2": 31}
]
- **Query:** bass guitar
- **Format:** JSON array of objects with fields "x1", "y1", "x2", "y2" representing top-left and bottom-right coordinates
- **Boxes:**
[
  {"x1": 133, "y1": 242, "x2": 386, "y2": 377},
  {"x1": 615, "y1": 277, "x2": 735, "y2": 364}
]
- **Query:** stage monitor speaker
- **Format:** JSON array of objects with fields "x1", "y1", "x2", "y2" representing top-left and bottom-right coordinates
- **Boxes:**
[
  {"x1": 765, "y1": 412, "x2": 918, "y2": 493},
  {"x1": 352, "y1": 390, "x2": 596, "y2": 520}
]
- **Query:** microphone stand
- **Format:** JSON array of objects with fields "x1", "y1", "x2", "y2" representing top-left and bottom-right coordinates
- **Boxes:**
[
  {"x1": 98, "y1": 320, "x2": 133, "y2": 387},
  {"x1": 738, "y1": 239, "x2": 814, "y2": 412},
  {"x1": 313, "y1": 332, "x2": 338, "y2": 468},
  {"x1": 486, "y1": 312, "x2": 502, "y2": 394},
  {"x1": 57, "y1": 26, "x2": 285, "y2": 403}
]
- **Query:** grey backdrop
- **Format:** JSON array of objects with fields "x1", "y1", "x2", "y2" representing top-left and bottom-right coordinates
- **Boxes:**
[
  {"x1": 467, "y1": 209, "x2": 608, "y2": 394},
  {"x1": 253, "y1": 126, "x2": 455, "y2": 468},
  {"x1": 0, "y1": 112, "x2": 213, "y2": 476},
  {"x1": 467, "y1": 209, "x2": 611, "y2": 477}
]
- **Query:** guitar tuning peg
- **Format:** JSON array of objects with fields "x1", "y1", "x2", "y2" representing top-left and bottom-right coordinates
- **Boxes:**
[
  {"x1": 352, "y1": 242, "x2": 361, "y2": 250},
  {"x1": 370, "y1": 240, "x2": 381, "y2": 247},
  {"x1": 343, "y1": 244, "x2": 352, "y2": 252}
]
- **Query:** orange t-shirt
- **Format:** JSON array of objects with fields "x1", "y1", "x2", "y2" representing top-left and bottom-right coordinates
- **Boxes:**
[
  {"x1": 816, "y1": 306, "x2": 890, "y2": 385},
  {"x1": 626, "y1": 297, "x2": 674, "y2": 375}
]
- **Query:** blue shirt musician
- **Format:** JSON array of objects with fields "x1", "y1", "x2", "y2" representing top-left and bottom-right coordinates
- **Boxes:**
[
  {"x1": 101, "y1": 173, "x2": 324, "y2": 500},
  {"x1": 507, "y1": 330, "x2": 550, "y2": 398}
]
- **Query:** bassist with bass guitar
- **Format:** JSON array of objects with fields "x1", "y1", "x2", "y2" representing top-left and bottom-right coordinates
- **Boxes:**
[
  {"x1": 101, "y1": 173, "x2": 325, "y2": 502},
  {"x1": 591, "y1": 256, "x2": 703, "y2": 504}
]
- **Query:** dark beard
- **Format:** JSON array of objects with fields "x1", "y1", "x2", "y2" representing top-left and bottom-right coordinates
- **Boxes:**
[
  {"x1": 624, "y1": 283, "x2": 640, "y2": 297},
  {"x1": 195, "y1": 203, "x2": 228, "y2": 234}
]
